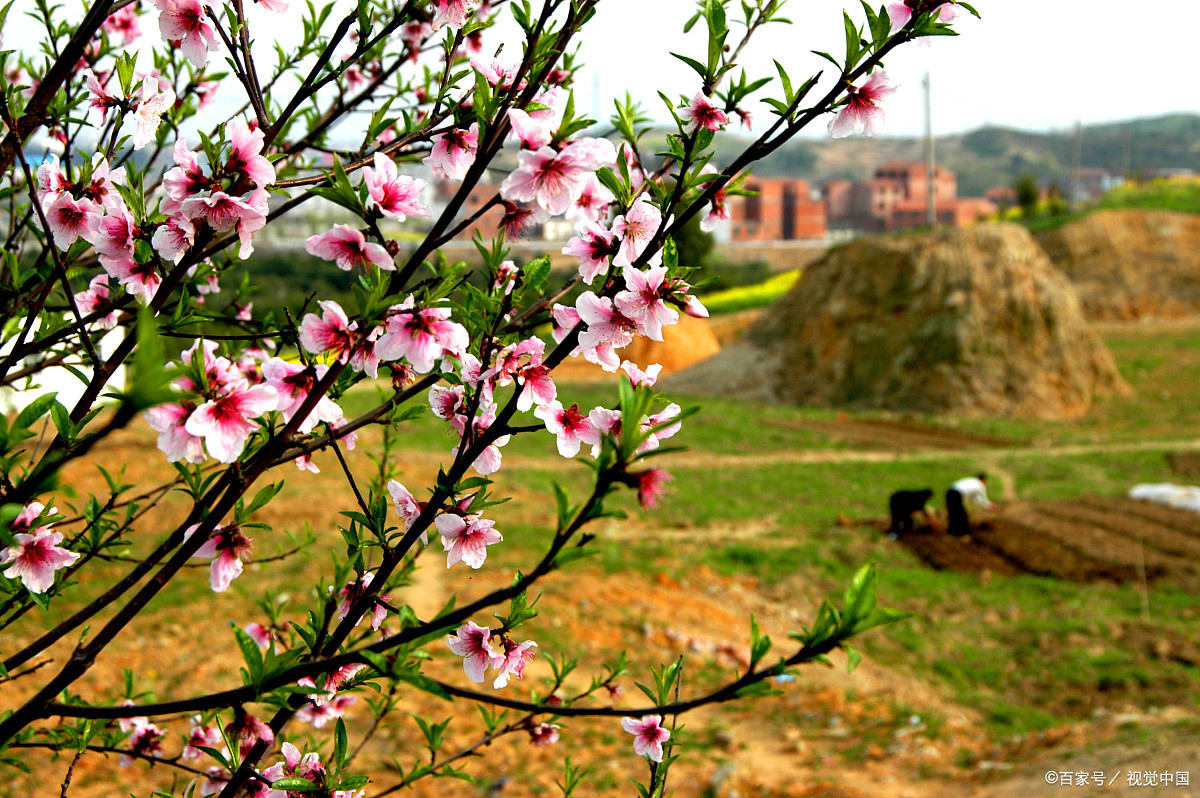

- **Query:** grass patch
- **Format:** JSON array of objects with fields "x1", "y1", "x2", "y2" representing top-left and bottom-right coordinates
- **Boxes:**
[{"x1": 701, "y1": 269, "x2": 800, "y2": 316}]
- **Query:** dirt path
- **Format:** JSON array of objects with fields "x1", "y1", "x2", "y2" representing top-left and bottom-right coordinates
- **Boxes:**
[
  {"x1": 762, "y1": 416, "x2": 1015, "y2": 451},
  {"x1": 655, "y1": 437, "x2": 1200, "y2": 470}
]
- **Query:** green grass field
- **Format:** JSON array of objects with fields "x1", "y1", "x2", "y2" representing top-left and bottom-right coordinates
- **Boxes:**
[{"x1": 480, "y1": 320, "x2": 1200, "y2": 739}]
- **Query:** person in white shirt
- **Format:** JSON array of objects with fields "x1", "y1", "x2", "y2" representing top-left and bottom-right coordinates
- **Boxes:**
[{"x1": 946, "y1": 473, "x2": 992, "y2": 536}]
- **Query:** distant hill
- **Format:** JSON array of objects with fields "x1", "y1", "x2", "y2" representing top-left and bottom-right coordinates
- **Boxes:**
[{"x1": 709, "y1": 114, "x2": 1200, "y2": 197}]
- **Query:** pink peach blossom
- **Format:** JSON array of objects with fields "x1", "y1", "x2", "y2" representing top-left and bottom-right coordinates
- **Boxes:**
[
  {"x1": 446, "y1": 621, "x2": 502, "y2": 683},
  {"x1": 74, "y1": 274, "x2": 119, "y2": 329},
  {"x1": 261, "y1": 358, "x2": 343, "y2": 433},
  {"x1": 387, "y1": 480, "x2": 425, "y2": 536},
  {"x1": 103, "y1": 5, "x2": 142, "y2": 44},
  {"x1": 497, "y1": 201, "x2": 549, "y2": 239},
  {"x1": 243, "y1": 622, "x2": 281, "y2": 649},
  {"x1": 156, "y1": 0, "x2": 218, "y2": 68},
  {"x1": 888, "y1": 0, "x2": 957, "y2": 32},
  {"x1": 435, "y1": 513, "x2": 502, "y2": 569},
  {"x1": 84, "y1": 70, "x2": 119, "y2": 125},
  {"x1": 576, "y1": 289, "x2": 643, "y2": 355},
  {"x1": 183, "y1": 379, "x2": 278, "y2": 463},
  {"x1": 224, "y1": 712, "x2": 273, "y2": 756},
  {"x1": 190, "y1": 524, "x2": 254, "y2": 592},
  {"x1": 492, "y1": 637, "x2": 536, "y2": 689},
  {"x1": 529, "y1": 722, "x2": 560, "y2": 746},
  {"x1": 45, "y1": 193, "x2": 100, "y2": 250},
  {"x1": 500, "y1": 144, "x2": 594, "y2": 216},
  {"x1": 181, "y1": 718, "x2": 221, "y2": 761},
  {"x1": 828, "y1": 69, "x2": 895, "y2": 138},
  {"x1": 562, "y1": 222, "x2": 618, "y2": 284},
  {"x1": 620, "y1": 361, "x2": 662, "y2": 388},
  {"x1": 100, "y1": 255, "x2": 162, "y2": 304},
  {"x1": 424, "y1": 124, "x2": 479, "y2": 180},
  {"x1": 621, "y1": 715, "x2": 670, "y2": 762},
  {"x1": 2, "y1": 514, "x2": 77, "y2": 594},
  {"x1": 681, "y1": 91, "x2": 728, "y2": 132},
  {"x1": 431, "y1": 0, "x2": 479, "y2": 30},
  {"x1": 566, "y1": 174, "x2": 614, "y2": 224},
  {"x1": 295, "y1": 694, "x2": 355, "y2": 729},
  {"x1": 298, "y1": 300, "x2": 356, "y2": 362},
  {"x1": 363, "y1": 152, "x2": 428, "y2": 220},
  {"x1": 35, "y1": 154, "x2": 69, "y2": 204},
  {"x1": 616, "y1": 265, "x2": 680, "y2": 342},
  {"x1": 225, "y1": 118, "x2": 275, "y2": 188},
  {"x1": 305, "y1": 225, "x2": 393, "y2": 272},
  {"x1": 162, "y1": 139, "x2": 209, "y2": 201},
  {"x1": 297, "y1": 663, "x2": 365, "y2": 706},
  {"x1": 375, "y1": 303, "x2": 468, "y2": 373},
  {"x1": 133, "y1": 75, "x2": 175, "y2": 150},
  {"x1": 120, "y1": 719, "x2": 165, "y2": 767},
  {"x1": 534, "y1": 400, "x2": 599, "y2": 458},
  {"x1": 612, "y1": 197, "x2": 663, "y2": 267},
  {"x1": 145, "y1": 402, "x2": 206, "y2": 463},
  {"x1": 336, "y1": 572, "x2": 389, "y2": 630},
  {"x1": 634, "y1": 468, "x2": 673, "y2": 510}
]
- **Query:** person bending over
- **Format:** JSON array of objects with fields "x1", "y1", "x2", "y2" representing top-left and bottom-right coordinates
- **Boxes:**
[
  {"x1": 889, "y1": 489, "x2": 935, "y2": 534},
  {"x1": 946, "y1": 473, "x2": 992, "y2": 536}
]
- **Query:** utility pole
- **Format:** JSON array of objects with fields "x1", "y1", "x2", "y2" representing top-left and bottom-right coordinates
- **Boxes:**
[
  {"x1": 1070, "y1": 118, "x2": 1082, "y2": 207},
  {"x1": 1123, "y1": 121, "x2": 1133, "y2": 183},
  {"x1": 923, "y1": 71, "x2": 936, "y2": 228}
]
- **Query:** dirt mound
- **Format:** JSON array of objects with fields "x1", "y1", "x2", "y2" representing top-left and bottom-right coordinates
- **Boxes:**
[
  {"x1": 556, "y1": 313, "x2": 721, "y2": 382},
  {"x1": 1037, "y1": 209, "x2": 1200, "y2": 319},
  {"x1": 673, "y1": 224, "x2": 1127, "y2": 419},
  {"x1": 625, "y1": 313, "x2": 720, "y2": 371}
]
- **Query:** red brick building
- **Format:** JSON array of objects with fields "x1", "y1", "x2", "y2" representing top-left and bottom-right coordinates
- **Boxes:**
[
  {"x1": 822, "y1": 161, "x2": 995, "y2": 232},
  {"x1": 728, "y1": 177, "x2": 827, "y2": 241}
]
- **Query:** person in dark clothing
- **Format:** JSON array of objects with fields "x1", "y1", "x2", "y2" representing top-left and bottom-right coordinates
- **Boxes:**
[{"x1": 889, "y1": 489, "x2": 934, "y2": 534}]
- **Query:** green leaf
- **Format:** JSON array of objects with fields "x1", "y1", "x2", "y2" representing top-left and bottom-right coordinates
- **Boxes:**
[
  {"x1": 774, "y1": 60, "x2": 794, "y2": 105},
  {"x1": 523, "y1": 255, "x2": 551, "y2": 290},
  {"x1": 122, "y1": 307, "x2": 176, "y2": 411},
  {"x1": 49, "y1": 401, "x2": 73, "y2": 445},
  {"x1": 242, "y1": 481, "x2": 284, "y2": 520},
  {"x1": 670, "y1": 52, "x2": 708, "y2": 79},
  {"x1": 330, "y1": 775, "x2": 370, "y2": 791},
  {"x1": 115, "y1": 53, "x2": 136, "y2": 97},
  {"x1": 594, "y1": 166, "x2": 629, "y2": 207},
  {"x1": 232, "y1": 626, "x2": 264, "y2": 684},
  {"x1": 395, "y1": 670, "x2": 451, "y2": 700},
  {"x1": 268, "y1": 777, "x2": 320, "y2": 792},
  {"x1": 846, "y1": 606, "x2": 912, "y2": 637},
  {"x1": 845, "y1": 644, "x2": 863, "y2": 674},
  {"x1": 734, "y1": 680, "x2": 782, "y2": 698},
  {"x1": 334, "y1": 718, "x2": 349, "y2": 768},
  {"x1": 811, "y1": 50, "x2": 841, "y2": 70},
  {"x1": 14, "y1": 392, "x2": 58, "y2": 432},
  {"x1": 843, "y1": 11, "x2": 861, "y2": 68},
  {"x1": 749, "y1": 614, "x2": 771, "y2": 668},
  {"x1": 841, "y1": 563, "x2": 878, "y2": 629}
]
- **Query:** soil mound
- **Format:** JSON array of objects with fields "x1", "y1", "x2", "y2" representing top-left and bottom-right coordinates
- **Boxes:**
[
  {"x1": 1036, "y1": 209, "x2": 1200, "y2": 319},
  {"x1": 625, "y1": 313, "x2": 720, "y2": 372},
  {"x1": 556, "y1": 314, "x2": 721, "y2": 382},
  {"x1": 671, "y1": 223, "x2": 1128, "y2": 419}
]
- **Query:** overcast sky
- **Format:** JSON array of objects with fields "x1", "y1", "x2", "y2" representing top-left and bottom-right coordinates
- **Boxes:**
[
  {"x1": 569, "y1": 0, "x2": 1198, "y2": 138},
  {"x1": 8, "y1": 0, "x2": 1196, "y2": 140}
]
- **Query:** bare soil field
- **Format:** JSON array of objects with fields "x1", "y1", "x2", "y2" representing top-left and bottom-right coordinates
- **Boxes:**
[{"x1": 891, "y1": 496, "x2": 1200, "y2": 592}]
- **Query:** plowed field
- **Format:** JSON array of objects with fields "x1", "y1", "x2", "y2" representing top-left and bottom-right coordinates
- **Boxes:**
[{"x1": 894, "y1": 496, "x2": 1200, "y2": 591}]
